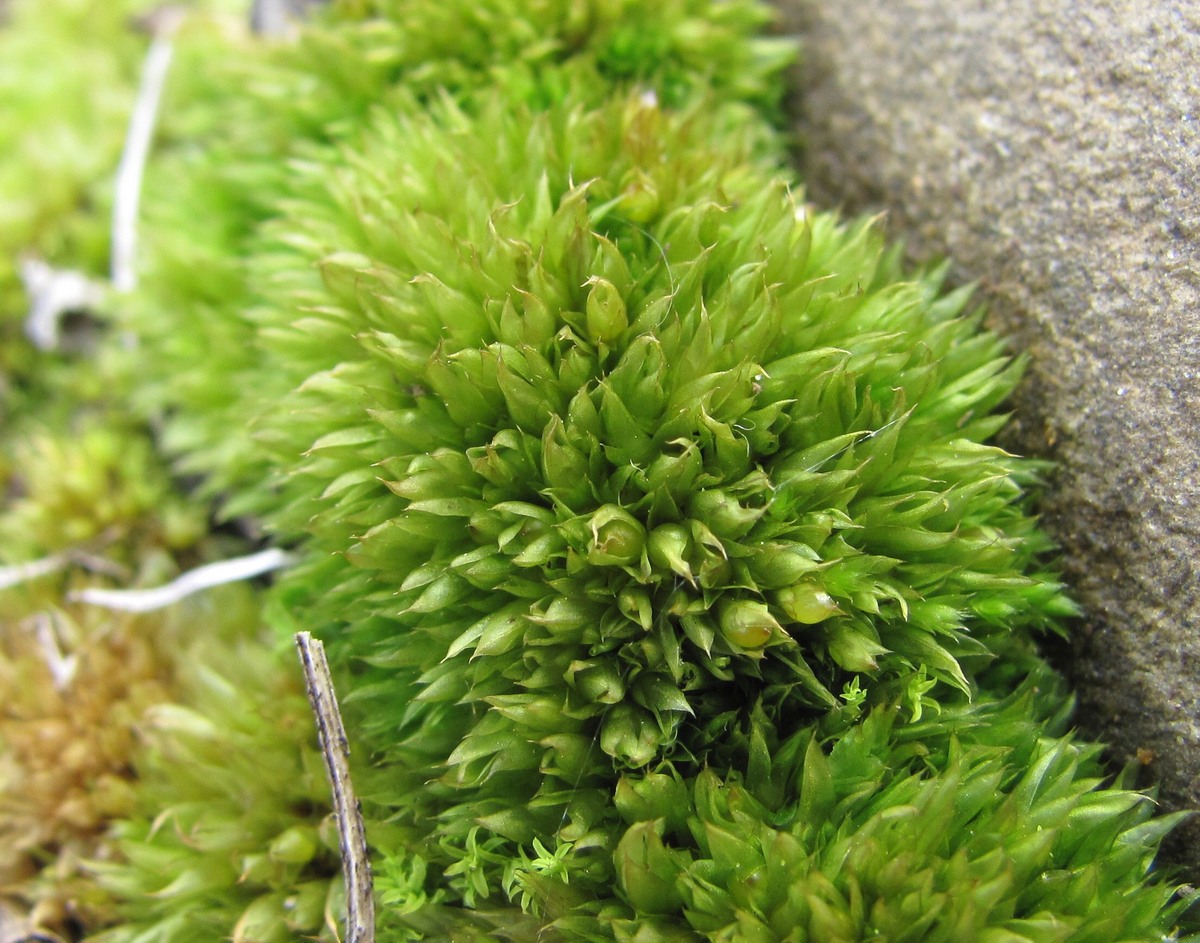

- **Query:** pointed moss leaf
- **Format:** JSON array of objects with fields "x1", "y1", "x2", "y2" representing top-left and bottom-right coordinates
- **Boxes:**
[
  {"x1": 615, "y1": 774, "x2": 691, "y2": 833},
  {"x1": 826, "y1": 624, "x2": 889, "y2": 673},
  {"x1": 306, "y1": 425, "x2": 379, "y2": 452},
  {"x1": 799, "y1": 736, "x2": 835, "y2": 825},
  {"x1": 891, "y1": 629, "x2": 971, "y2": 694},
  {"x1": 634, "y1": 675, "x2": 694, "y2": 717},
  {"x1": 473, "y1": 603, "x2": 531, "y2": 659},
  {"x1": 615, "y1": 820, "x2": 686, "y2": 915}
]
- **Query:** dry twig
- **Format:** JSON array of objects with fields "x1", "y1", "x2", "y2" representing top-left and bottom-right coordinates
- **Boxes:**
[{"x1": 295, "y1": 631, "x2": 374, "y2": 943}]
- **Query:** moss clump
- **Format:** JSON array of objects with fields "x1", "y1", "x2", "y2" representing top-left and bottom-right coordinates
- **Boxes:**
[
  {"x1": 607, "y1": 672, "x2": 1190, "y2": 943},
  {"x1": 0, "y1": 602, "x2": 173, "y2": 935},
  {"x1": 0, "y1": 419, "x2": 207, "y2": 565},
  {"x1": 0, "y1": 396, "x2": 301, "y2": 941},
  {"x1": 0, "y1": 0, "x2": 154, "y2": 421},
  {"x1": 0, "y1": 1, "x2": 1195, "y2": 941},
  {"x1": 124, "y1": 0, "x2": 791, "y2": 497},
  {"x1": 88, "y1": 623, "x2": 340, "y2": 943},
  {"x1": 0, "y1": 416, "x2": 335, "y2": 941}
]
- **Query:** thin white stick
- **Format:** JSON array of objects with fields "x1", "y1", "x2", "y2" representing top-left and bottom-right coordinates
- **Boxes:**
[
  {"x1": 0, "y1": 554, "x2": 68, "y2": 591},
  {"x1": 295, "y1": 632, "x2": 375, "y2": 943},
  {"x1": 70, "y1": 548, "x2": 292, "y2": 613},
  {"x1": 34, "y1": 612, "x2": 78, "y2": 691},
  {"x1": 111, "y1": 13, "x2": 182, "y2": 292}
]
